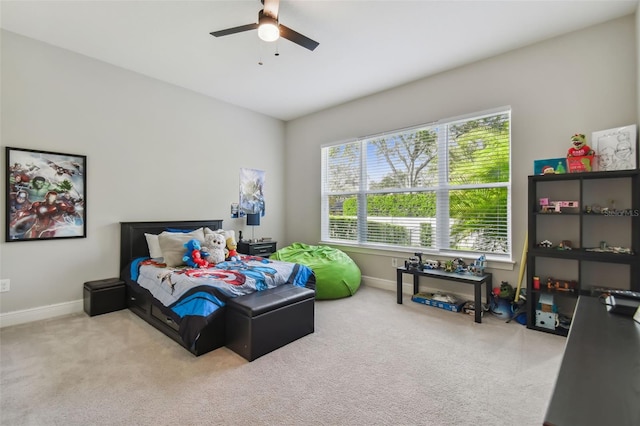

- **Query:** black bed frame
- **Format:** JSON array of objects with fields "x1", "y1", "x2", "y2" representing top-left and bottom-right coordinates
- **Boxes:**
[{"x1": 120, "y1": 220, "x2": 224, "y2": 356}]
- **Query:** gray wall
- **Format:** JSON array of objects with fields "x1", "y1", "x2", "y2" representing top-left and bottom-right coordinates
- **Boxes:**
[
  {"x1": 0, "y1": 30, "x2": 285, "y2": 316},
  {"x1": 0, "y1": 14, "x2": 637, "y2": 321},
  {"x1": 284, "y1": 15, "x2": 637, "y2": 295}
]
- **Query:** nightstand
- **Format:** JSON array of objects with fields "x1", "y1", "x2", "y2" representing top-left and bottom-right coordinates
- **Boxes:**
[{"x1": 237, "y1": 241, "x2": 277, "y2": 257}]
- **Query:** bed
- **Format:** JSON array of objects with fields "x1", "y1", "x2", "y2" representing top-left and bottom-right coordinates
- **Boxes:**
[{"x1": 119, "y1": 220, "x2": 315, "y2": 356}]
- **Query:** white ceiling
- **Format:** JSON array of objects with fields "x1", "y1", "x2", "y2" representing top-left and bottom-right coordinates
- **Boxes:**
[{"x1": 1, "y1": 0, "x2": 637, "y2": 121}]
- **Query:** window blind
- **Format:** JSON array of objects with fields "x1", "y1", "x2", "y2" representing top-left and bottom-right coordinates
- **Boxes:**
[{"x1": 321, "y1": 107, "x2": 511, "y2": 258}]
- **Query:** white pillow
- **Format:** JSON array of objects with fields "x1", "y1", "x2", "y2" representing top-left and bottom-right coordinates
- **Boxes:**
[
  {"x1": 145, "y1": 233, "x2": 163, "y2": 259},
  {"x1": 158, "y1": 228, "x2": 205, "y2": 267}
]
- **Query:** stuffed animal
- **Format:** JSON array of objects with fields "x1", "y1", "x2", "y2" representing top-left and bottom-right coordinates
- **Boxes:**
[
  {"x1": 225, "y1": 232, "x2": 239, "y2": 261},
  {"x1": 499, "y1": 281, "x2": 515, "y2": 300},
  {"x1": 182, "y1": 239, "x2": 210, "y2": 269},
  {"x1": 202, "y1": 233, "x2": 226, "y2": 265},
  {"x1": 567, "y1": 133, "x2": 594, "y2": 157},
  {"x1": 567, "y1": 133, "x2": 595, "y2": 172}
]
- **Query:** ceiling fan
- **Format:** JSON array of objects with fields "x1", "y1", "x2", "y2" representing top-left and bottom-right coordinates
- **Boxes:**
[{"x1": 210, "y1": 0, "x2": 319, "y2": 51}]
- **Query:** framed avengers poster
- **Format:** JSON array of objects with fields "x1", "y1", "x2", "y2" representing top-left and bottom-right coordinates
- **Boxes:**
[{"x1": 5, "y1": 147, "x2": 86, "y2": 242}]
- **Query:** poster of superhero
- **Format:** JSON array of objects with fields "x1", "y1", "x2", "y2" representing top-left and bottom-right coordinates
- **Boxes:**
[{"x1": 6, "y1": 147, "x2": 86, "y2": 242}]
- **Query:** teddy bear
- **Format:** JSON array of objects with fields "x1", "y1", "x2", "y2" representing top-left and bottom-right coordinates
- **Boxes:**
[
  {"x1": 202, "y1": 233, "x2": 226, "y2": 265},
  {"x1": 182, "y1": 239, "x2": 210, "y2": 269}
]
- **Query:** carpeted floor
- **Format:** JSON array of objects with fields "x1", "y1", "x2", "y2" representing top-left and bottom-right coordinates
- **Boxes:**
[{"x1": 0, "y1": 285, "x2": 566, "y2": 425}]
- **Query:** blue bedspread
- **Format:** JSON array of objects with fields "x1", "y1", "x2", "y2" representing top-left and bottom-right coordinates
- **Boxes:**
[{"x1": 127, "y1": 255, "x2": 315, "y2": 348}]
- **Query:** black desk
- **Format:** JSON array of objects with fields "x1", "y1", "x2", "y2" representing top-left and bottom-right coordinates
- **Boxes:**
[
  {"x1": 544, "y1": 296, "x2": 640, "y2": 426},
  {"x1": 396, "y1": 267, "x2": 492, "y2": 323}
]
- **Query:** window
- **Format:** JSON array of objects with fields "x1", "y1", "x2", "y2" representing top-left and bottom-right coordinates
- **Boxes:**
[{"x1": 321, "y1": 107, "x2": 511, "y2": 259}]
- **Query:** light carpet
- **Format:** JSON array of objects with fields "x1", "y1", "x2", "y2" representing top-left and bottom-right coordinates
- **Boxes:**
[{"x1": 0, "y1": 285, "x2": 566, "y2": 425}]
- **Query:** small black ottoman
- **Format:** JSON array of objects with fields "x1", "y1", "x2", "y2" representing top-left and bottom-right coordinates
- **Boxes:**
[
  {"x1": 226, "y1": 284, "x2": 315, "y2": 361},
  {"x1": 83, "y1": 278, "x2": 126, "y2": 316}
]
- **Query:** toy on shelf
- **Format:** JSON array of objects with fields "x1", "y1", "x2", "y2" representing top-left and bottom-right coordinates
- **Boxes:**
[
  {"x1": 405, "y1": 256, "x2": 421, "y2": 271},
  {"x1": 539, "y1": 198, "x2": 579, "y2": 213},
  {"x1": 538, "y1": 240, "x2": 553, "y2": 248},
  {"x1": 402, "y1": 254, "x2": 489, "y2": 276},
  {"x1": 533, "y1": 158, "x2": 568, "y2": 175},
  {"x1": 544, "y1": 276, "x2": 578, "y2": 293},
  {"x1": 566, "y1": 133, "x2": 595, "y2": 173},
  {"x1": 423, "y1": 259, "x2": 440, "y2": 269},
  {"x1": 585, "y1": 244, "x2": 634, "y2": 255},
  {"x1": 533, "y1": 276, "x2": 541, "y2": 290},
  {"x1": 536, "y1": 293, "x2": 558, "y2": 330},
  {"x1": 468, "y1": 254, "x2": 486, "y2": 276},
  {"x1": 443, "y1": 260, "x2": 454, "y2": 273},
  {"x1": 414, "y1": 252, "x2": 423, "y2": 268},
  {"x1": 451, "y1": 258, "x2": 467, "y2": 274},
  {"x1": 558, "y1": 240, "x2": 573, "y2": 250},
  {"x1": 584, "y1": 200, "x2": 636, "y2": 216}
]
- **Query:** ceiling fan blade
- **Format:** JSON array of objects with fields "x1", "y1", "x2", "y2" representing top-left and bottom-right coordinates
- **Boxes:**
[
  {"x1": 263, "y1": 0, "x2": 280, "y2": 19},
  {"x1": 210, "y1": 23, "x2": 258, "y2": 38},
  {"x1": 279, "y1": 24, "x2": 319, "y2": 51}
]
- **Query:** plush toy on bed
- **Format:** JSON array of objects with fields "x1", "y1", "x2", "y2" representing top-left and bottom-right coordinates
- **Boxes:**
[
  {"x1": 225, "y1": 232, "x2": 240, "y2": 261},
  {"x1": 182, "y1": 239, "x2": 210, "y2": 269},
  {"x1": 202, "y1": 233, "x2": 226, "y2": 265}
]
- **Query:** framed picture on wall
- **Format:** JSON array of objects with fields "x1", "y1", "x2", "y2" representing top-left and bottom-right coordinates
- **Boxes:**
[
  {"x1": 592, "y1": 124, "x2": 637, "y2": 171},
  {"x1": 239, "y1": 168, "x2": 265, "y2": 216},
  {"x1": 5, "y1": 147, "x2": 87, "y2": 242}
]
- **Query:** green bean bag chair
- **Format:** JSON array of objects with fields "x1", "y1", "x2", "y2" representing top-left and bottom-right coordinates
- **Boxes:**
[{"x1": 271, "y1": 242, "x2": 361, "y2": 299}]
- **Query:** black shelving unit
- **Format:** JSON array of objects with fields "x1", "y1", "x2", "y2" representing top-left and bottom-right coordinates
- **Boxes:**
[{"x1": 526, "y1": 170, "x2": 639, "y2": 336}]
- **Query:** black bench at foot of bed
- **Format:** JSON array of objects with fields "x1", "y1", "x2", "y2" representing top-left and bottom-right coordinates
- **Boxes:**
[{"x1": 226, "y1": 284, "x2": 316, "y2": 361}]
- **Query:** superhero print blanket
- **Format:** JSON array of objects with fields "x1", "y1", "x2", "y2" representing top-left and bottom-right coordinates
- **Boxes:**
[{"x1": 126, "y1": 255, "x2": 315, "y2": 348}]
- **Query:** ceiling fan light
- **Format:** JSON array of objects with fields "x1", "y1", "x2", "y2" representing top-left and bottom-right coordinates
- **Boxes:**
[{"x1": 258, "y1": 16, "x2": 279, "y2": 42}]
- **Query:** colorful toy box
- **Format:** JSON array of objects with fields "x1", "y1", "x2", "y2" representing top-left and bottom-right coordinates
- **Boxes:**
[
  {"x1": 567, "y1": 155, "x2": 594, "y2": 173},
  {"x1": 533, "y1": 158, "x2": 567, "y2": 175},
  {"x1": 411, "y1": 292, "x2": 465, "y2": 312}
]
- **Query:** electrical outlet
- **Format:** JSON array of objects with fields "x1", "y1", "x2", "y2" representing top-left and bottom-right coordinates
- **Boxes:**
[
  {"x1": 0, "y1": 279, "x2": 10, "y2": 292},
  {"x1": 391, "y1": 258, "x2": 398, "y2": 267}
]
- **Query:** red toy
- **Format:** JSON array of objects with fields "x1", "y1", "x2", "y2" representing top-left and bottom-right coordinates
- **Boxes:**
[
  {"x1": 190, "y1": 249, "x2": 210, "y2": 268},
  {"x1": 182, "y1": 239, "x2": 210, "y2": 269}
]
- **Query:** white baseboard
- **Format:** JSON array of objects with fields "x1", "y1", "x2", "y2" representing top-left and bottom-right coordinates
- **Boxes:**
[
  {"x1": 361, "y1": 275, "x2": 396, "y2": 292},
  {"x1": 361, "y1": 274, "x2": 476, "y2": 301},
  {"x1": 0, "y1": 299, "x2": 83, "y2": 328}
]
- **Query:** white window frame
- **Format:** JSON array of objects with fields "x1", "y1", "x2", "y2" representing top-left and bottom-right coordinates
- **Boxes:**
[{"x1": 321, "y1": 106, "x2": 512, "y2": 262}]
